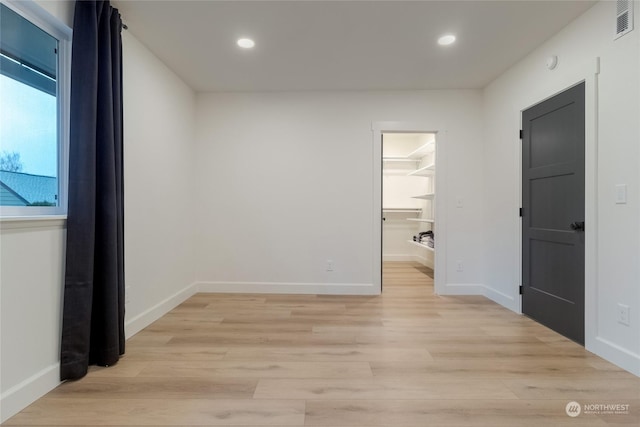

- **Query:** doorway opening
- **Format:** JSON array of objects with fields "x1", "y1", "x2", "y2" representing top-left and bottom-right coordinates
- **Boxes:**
[{"x1": 382, "y1": 132, "x2": 436, "y2": 291}]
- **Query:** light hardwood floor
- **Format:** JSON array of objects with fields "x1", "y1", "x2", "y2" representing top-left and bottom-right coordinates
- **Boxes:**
[{"x1": 4, "y1": 262, "x2": 639, "y2": 426}]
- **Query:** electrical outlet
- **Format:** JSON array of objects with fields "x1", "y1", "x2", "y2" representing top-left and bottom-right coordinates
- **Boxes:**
[
  {"x1": 456, "y1": 260, "x2": 463, "y2": 272},
  {"x1": 617, "y1": 304, "x2": 630, "y2": 326},
  {"x1": 326, "y1": 260, "x2": 334, "y2": 272}
]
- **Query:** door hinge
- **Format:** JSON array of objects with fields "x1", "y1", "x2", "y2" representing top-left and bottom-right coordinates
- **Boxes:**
[
  {"x1": 519, "y1": 285, "x2": 523, "y2": 295},
  {"x1": 519, "y1": 207, "x2": 523, "y2": 217},
  {"x1": 519, "y1": 129, "x2": 523, "y2": 139},
  {"x1": 54, "y1": 48, "x2": 58, "y2": 54}
]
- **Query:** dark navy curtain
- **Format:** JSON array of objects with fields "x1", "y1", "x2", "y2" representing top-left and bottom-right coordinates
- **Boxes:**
[{"x1": 61, "y1": 0, "x2": 125, "y2": 381}]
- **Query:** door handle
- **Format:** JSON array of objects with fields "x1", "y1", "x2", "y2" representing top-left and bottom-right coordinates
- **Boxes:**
[{"x1": 570, "y1": 221, "x2": 585, "y2": 231}]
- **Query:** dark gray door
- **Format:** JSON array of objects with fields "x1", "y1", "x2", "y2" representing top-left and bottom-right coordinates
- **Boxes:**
[{"x1": 522, "y1": 82, "x2": 585, "y2": 345}]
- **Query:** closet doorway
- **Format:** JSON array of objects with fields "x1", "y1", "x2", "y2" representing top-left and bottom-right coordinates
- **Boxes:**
[{"x1": 381, "y1": 132, "x2": 436, "y2": 291}]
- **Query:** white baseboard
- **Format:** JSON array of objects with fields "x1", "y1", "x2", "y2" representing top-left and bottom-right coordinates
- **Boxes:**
[
  {"x1": 0, "y1": 363, "x2": 60, "y2": 423},
  {"x1": 477, "y1": 286, "x2": 639, "y2": 377},
  {"x1": 1, "y1": 281, "x2": 198, "y2": 423},
  {"x1": 588, "y1": 337, "x2": 640, "y2": 377},
  {"x1": 382, "y1": 254, "x2": 433, "y2": 269},
  {"x1": 383, "y1": 254, "x2": 414, "y2": 262},
  {"x1": 197, "y1": 281, "x2": 379, "y2": 296},
  {"x1": 437, "y1": 283, "x2": 518, "y2": 313},
  {"x1": 125, "y1": 282, "x2": 199, "y2": 339},
  {"x1": 413, "y1": 254, "x2": 434, "y2": 269},
  {"x1": 436, "y1": 282, "x2": 485, "y2": 295},
  {"x1": 482, "y1": 284, "x2": 518, "y2": 312}
]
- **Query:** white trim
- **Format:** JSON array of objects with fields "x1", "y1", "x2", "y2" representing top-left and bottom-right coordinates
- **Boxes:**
[
  {"x1": 57, "y1": 22, "x2": 72, "y2": 217},
  {"x1": 372, "y1": 125, "x2": 383, "y2": 294},
  {"x1": 125, "y1": 282, "x2": 199, "y2": 339},
  {"x1": 197, "y1": 281, "x2": 379, "y2": 296},
  {"x1": 0, "y1": 216, "x2": 66, "y2": 230},
  {"x1": 0, "y1": 0, "x2": 71, "y2": 218},
  {"x1": 515, "y1": 108, "x2": 523, "y2": 315},
  {"x1": 436, "y1": 283, "x2": 485, "y2": 296},
  {"x1": 517, "y1": 58, "x2": 616, "y2": 368},
  {"x1": 382, "y1": 254, "x2": 432, "y2": 268},
  {"x1": 591, "y1": 337, "x2": 640, "y2": 377},
  {"x1": 584, "y1": 59, "x2": 600, "y2": 356},
  {"x1": 0, "y1": 280, "x2": 198, "y2": 423},
  {"x1": 437, "y1": 283, "x2": 516, "y2": 308},
  {"x1": 0, "y1": 363, "x2": 60, "y2": 424},
  {"x1": 413, "y1": 253, "x2": 431, "y2": 268},
  {"x1": 433, "y1": 131, "x2": 447, "y2": 294},
  {"x1": 372, "y1": 121, "x2": 442, "y2": 133},
  {"x1": 383, "y1": 254, "x2": 415, "y2": 262},
  {"x1": 483, "y1": 284, "x2": 518, "y2": 311},
  {"x1": 372, "y1": 122, "x2": 446, "y2": 295}
]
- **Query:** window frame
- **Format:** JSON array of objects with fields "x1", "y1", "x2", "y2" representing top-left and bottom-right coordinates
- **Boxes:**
[{"x1": 0, "y1": 0, "x2": 71, "y2": 218}]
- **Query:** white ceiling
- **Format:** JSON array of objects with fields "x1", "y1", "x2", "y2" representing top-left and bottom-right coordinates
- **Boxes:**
[{"x1": 113, "y1": 0, "x2": 596, "y2": 92}]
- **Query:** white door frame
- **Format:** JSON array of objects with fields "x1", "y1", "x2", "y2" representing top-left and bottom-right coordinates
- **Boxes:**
[
  {"x1": 515, "y1": 59, "x2": 599, "y2": 353},
  {"x1": 372, "y1": 121, "x2": 447, "y2": 294}
]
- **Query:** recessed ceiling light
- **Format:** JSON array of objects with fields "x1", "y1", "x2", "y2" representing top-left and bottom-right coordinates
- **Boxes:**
[
  {"x1": 437, "y1": 34, "x2": 456, "y2": 46},
  {"x1": 237, "y1": 38, "x2": 255, "y2": 49}
]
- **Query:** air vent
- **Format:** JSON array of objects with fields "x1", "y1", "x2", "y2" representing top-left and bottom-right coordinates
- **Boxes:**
[{"x1": 615, "y1": 0, "x2": 634, "y2": 39}]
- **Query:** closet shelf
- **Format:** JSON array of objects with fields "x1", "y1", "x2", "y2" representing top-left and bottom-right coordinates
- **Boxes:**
[
  {"x1": 406, "y1": 218, "x2": 435, "y2": 223},
  {"x1": 407, "y1": 140, "x2": 436, "y2": 159},
  {"x1": 408, "y1": 163, "x2": 435, "y2": 176},
  {"x1": 382, "y1": 157, "x2": 420, "y2": 163},
  {"x1": 383, "y1": 208, "x2": 422, "y2": 213},
  {"x1": 412, "y1": 193, "x2": 435, "y2": 200},
  {"x1": 407, "y1": 240, "x2": 435, "y2": 252}
]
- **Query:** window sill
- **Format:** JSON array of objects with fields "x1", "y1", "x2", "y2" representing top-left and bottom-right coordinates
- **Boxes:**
[{"x1": 0, "y1": 215, "x2": 67, "y2": 230}]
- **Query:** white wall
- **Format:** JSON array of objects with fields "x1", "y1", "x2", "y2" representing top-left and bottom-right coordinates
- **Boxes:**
[
  {"x1": 0, "y1": 2, "x2": 198, "y2": 421},
  {"x1": 33, "y1": 0, "x2": 73, "y2": 26},
  {"x1": 0, "y1": 219, "x2": 67, "y2": 423},
  {"x1": 194, "y1": 90, "x2": 484, "y2": 294},
  {"x1": 121, "y1": 30, "x2": 197, "y2": 336},
  {"x1": 483, "y1": 1, "x2": 640, "y2": 375}
]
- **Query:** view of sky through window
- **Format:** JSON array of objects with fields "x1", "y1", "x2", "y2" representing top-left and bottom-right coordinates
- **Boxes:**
[{"x1": 0, "y1": 73, "x2": 57, "y2": 178}]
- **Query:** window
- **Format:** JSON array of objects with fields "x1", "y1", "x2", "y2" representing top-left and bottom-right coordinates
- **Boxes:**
[{"x1": 0, "y1": 0, "x2": 70, "y2": 216}]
